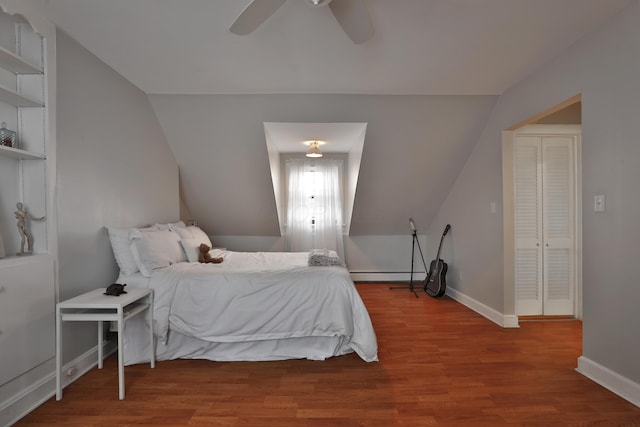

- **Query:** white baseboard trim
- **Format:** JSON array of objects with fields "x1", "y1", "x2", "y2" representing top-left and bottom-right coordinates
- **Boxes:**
[
  {"x1": 0, "y1": 363, "x2": 53, "y2": 427},
  {"x1": 60, "y1": 340, "x2": 117, "y2": 391},
  {"x1": 1, "y1": 341, "x2": 116, "y2": 426},
  {"x1": 576, "y1": 356, "x2": 640, "y2": 408},
  {"x1": 446, "y1": 287, "x2": 520, "y2": 328}
]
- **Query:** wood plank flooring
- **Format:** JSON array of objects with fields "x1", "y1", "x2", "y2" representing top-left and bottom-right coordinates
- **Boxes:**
[{"x1": 16, "y1": 284, "x2": 640, "y2": 426}]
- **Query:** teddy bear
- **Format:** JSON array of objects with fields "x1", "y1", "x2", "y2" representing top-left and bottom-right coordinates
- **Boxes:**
[{"x1": 198, "y1": 243, "x2": 223, "y2": 263}]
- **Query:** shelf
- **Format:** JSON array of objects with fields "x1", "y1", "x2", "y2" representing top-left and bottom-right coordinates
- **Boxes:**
[
  {"x1": 0, "y1": 253, "x2": 49, "y2": 264},
  {"x1": 0, "y1": 144, "x2": 45, "y2": 160},
  {"x1": 0, "y1": 46, "x2": 42, "y2": 74},
  {"x1": 0, "y1": 82, "x2": 43, "y2": 107}
]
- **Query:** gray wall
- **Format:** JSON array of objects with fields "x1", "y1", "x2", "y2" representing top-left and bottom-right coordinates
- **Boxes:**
[
  {"x1": 148, "y1": 94, "x2": 496, "y2": 274},
  {"x1": 56, "y1": 31, "x2": 179, "y2": 363},
  {"x1": 431, "y1": 1, "x2": 640, "y2": 384},
  {"x1": 148, "y1": 94, "x2": 496, "y2": 238}
]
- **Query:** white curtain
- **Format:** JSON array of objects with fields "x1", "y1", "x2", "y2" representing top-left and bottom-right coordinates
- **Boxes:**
[{"x1": 285, "y1": 159, "x2": 344, "y2": 259}]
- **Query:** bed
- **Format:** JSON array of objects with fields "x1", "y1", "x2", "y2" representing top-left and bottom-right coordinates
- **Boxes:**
[{"x1": 107, "y1": 222, "x2": 378, "y2": 365}]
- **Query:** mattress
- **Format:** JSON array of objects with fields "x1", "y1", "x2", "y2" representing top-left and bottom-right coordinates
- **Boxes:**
[{"x1": 121, "y1": 250, "x2": 378, "y2": 364}]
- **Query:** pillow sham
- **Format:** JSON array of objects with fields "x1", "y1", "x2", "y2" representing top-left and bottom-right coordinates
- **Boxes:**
[
  {"x1": 155, "y1": 220, "x2": 186, "y2": 231},
  {"x1": 179, "y1": 238, "x2": 202, "y2": 263},
  {"x1": 188, "y1": 226, "x2": 213, "y2": 248},
  {"x1": 130, "y1": 228, "x2": 185, "y2": 277},
  {"x1": 107, "y1": 225, "x2": 158, "y2": 275},
  {"x1": 172, "y1": 225, "x2": 213, "y2": 248}
]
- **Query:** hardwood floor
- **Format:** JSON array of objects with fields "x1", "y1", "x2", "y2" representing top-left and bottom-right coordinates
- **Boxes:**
[{"x1": 17, "y1": 284, "x2": 640, "y2": 426}]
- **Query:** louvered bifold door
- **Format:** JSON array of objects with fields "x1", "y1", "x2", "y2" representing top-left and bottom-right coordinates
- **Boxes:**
[
  {"x1": 514, "y1": 137, "x2": 543, "y2": 315},
  {"x1": 541, "y1": 137, "x2": 575, "y2": 315}
]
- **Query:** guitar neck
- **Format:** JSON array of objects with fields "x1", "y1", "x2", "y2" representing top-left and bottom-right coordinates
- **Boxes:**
[
  {"x1": 434, "y1": 224, "x2": 451, "y2": 262},
  {"x1": 434, "y1": 234, "x2": 445, "y2": 262}
]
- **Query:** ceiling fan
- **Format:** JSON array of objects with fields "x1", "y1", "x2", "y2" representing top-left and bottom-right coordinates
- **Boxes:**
[{"x1": 230, "y1": 0, "x2": 374, "y2": 44}]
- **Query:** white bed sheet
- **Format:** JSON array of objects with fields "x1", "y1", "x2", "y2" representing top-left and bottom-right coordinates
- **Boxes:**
[
  {"x1": 122, "y1": 250, "x2": 378, "y2": 364},
  {"x1": 116, "y1": 272, "x2": 150, "y2": 289}
]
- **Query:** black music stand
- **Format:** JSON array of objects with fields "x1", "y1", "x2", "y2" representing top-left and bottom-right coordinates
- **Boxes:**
[{"x1": 390, "y1": 218, "x2": 428, "y2": 298}]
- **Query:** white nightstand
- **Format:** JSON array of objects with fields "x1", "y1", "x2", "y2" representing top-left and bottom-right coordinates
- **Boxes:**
[{"x1": 56, "y1": 287, "x2": 155, "y2": 400}]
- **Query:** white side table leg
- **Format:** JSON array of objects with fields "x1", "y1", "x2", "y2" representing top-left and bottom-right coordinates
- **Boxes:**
[
  {"x1": 97, "y1": 320, "x2": 103, "y2": 369},
  {"x1": 148, "y1": 291, "x2": 155, "y2": 368},
  {"x1": 56, "y1": 306, "x2": 62, "y2": 400},
  {"x1": 117, "y1": 307, "x2": 125, "y2": 400}
]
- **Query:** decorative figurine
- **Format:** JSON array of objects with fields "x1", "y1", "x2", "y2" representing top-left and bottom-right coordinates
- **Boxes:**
[
  {"x1": 0, "y1": 122, "x2": 16, "y2": 148},
  {"x1": 15, "y1": 202, "x2": 45, "y2": 255}
]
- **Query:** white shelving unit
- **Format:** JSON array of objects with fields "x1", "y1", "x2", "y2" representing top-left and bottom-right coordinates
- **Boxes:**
[
  {"x1": 0, "y1": 144, "x2": 45, "y2": 159},
  {"x1": 0, "y1": 43, "x2": 44, "y2": 107},
  {"x1": 0, "y1": 8, "x2": 48, "y2": 257},
  {"x1": 0, "y1": 3, "x2": 57, "y2": 424},
  {"x1": 0, "y1": 82, "x2": 43, "y2": 107},
  {"x1": 0, "y1": 44, "x2": 42, "y2": 74}
]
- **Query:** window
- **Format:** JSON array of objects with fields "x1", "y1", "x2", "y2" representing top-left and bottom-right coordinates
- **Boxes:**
[{"x1": 285, "y1": 159, "x2": 344, "y2": 258}]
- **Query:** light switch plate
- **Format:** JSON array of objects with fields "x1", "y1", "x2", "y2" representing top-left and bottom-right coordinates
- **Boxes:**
[{"x1": 594, "y1": 194, "x2": 605, "y2": 212}]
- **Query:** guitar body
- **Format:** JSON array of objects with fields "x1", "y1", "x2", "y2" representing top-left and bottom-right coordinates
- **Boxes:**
[
  {"x1": 423, "y1": 224, "x2": 451, "y2": 298},
  {"x1": 424, "y1": 259, "x2": 447, "y2": 297}
]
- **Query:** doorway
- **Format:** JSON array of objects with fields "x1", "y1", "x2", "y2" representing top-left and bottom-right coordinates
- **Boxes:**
[{"x1": 502, "y1": 96, "x2": 583, "y2": 320}]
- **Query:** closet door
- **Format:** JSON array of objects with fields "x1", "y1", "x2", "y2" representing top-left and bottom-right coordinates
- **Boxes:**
[
  {"x1": 514, "y1": 137, "x2": 543, "y2": 315},
  {"x1": 514, "y1": 134, "x2": 576, "y2": 316},
  {"x1": 542, "y1": 138, "x2": 575, "y2": 315}
]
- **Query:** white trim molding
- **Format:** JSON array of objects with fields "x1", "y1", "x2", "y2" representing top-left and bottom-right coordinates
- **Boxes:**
[
  {"x1": 576, "y1": 356, "x2": 640, "y2": 408},
  {"x1": 446, "y1": 286, "x2": 520, "y2": 328}
]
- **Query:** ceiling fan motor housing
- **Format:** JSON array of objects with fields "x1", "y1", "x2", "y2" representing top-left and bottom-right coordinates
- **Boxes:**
[
  {"x1": 306, "y1": 0, "x2": 333, "y2": 7},
  {"x1": 231, "y1": 0, "x2": 372, "y2": 44}
]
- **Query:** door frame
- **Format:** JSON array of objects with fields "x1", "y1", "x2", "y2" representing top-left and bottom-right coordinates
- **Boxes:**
[{"x1": 503, "y1": 124, "x2": 583, "y2": 320}]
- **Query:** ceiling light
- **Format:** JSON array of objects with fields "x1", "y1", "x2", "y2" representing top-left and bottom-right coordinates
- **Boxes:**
[
  {"x1": 304, "y1": 140, "x2": 325, "y2": 158},
  {"x1": 306, "y1": 141, "x2": 323, "y2": 158}
]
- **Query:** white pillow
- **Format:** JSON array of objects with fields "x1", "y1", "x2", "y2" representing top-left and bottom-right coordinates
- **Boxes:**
[
  {"x1": 180, "y1": 238, "x2": 202, "y2": 263},
  {"x1": 172, "y1": 225, "x2": 192, "y2": 240},
  {"x1": 187, "y1": 226, "x2": 213, "y2": 248},
  {"x1": 172, "y1": 225, "x2": 213, "y2": 248},
  {"x1": 107, "y1": 227, "x2": 139, "y2": 275},
  {"x1": 129, "y1": 228, "x2": 185, "y2": 277},
  {"x1": 107, "y1": 225, "x2": 157, "y2": 275},
  {"x1": 155, "y1": 220, "x2": 186, "y2": 231}
]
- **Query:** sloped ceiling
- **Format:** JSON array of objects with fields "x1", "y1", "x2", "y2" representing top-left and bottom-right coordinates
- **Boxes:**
[
  {"x1": 38, "y1": 0, "x2": 630, "y2": 95},
  {"x1": 37, "y1": 0, "x2": 632, "y2": 235},
  {"x1": 148, "y1": 94, "x2": 497, "y2": 235}
]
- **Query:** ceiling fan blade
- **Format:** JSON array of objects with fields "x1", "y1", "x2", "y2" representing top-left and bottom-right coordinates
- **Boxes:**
[
  {"x1": 329, "y1": 0, "x2": 374, "y2": 44},
  {"x1": 229, "y1": 0, "x2": 287, "y2": 35}
]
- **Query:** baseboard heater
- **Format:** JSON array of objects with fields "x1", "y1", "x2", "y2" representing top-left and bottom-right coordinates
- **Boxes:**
[{"x1": 349, "y1": 271, "x2": 426, "y2": 283}]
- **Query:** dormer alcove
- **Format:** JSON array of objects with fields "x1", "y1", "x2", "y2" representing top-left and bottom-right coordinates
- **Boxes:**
[{"x1": 263, "y1": 122, "x2": 367, "y2": 236}]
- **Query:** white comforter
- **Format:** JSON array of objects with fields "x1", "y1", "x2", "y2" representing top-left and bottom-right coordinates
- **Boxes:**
[{"x1": 145, "y1": 250, "x2": 378, "y2": 362}]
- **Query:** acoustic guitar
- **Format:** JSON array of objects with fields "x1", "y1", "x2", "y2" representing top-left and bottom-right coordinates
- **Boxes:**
[{"x1": 424, "y1": 224, "x2": 451, "y2": 298}]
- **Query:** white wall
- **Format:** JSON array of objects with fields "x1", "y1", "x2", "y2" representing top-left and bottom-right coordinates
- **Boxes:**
[
  {"x1": 56, "y1": 30, "x2": 179, "y2": 364},
  {"x1": 431, "y1": 0, "x2": 640, "y2": 392}
]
